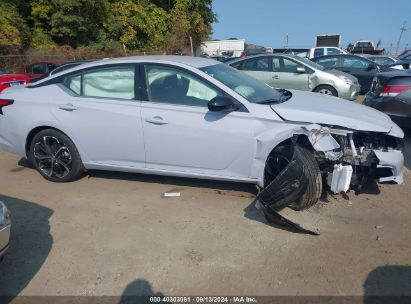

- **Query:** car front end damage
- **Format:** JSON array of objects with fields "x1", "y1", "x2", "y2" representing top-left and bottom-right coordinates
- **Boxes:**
[
  {"x1": 256, "y1": 124, "x2": 404, "y2": 235},
  {"x1": 303, "y1": 124, "x2": 404, "y2": 188}
]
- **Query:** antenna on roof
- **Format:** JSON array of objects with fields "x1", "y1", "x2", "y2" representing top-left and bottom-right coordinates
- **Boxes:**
[{"x1": 395, "y1": 22, "x2": 408, "y2": 55}]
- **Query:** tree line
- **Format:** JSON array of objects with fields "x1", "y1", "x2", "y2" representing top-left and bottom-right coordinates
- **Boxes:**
[{"x1": 0, "y1": 0, "x2": 216, "y2": 54}]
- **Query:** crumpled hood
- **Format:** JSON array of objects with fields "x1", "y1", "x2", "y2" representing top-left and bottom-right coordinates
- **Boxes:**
[{"x1": 271, "y1": 90, "x2": 404, "y2": 138}]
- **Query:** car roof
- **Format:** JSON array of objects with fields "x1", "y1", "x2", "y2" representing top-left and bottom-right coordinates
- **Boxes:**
[{"x1": 227, "y1": 53, "x2": 298, "y2": 63}]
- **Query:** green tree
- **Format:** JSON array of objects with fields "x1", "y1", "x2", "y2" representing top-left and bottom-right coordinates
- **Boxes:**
[
  {"x1": 167, "y1": 0, "x2": 216, "y2": 52},
  {"x1": 0, "y1": 2, "x2": 31, "y2": 53},
  {"x1": 105, "y1": 0, "x2": 169, "y2": 50}
]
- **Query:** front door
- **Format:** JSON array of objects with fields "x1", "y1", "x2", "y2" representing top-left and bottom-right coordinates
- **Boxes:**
[
  {"x1": 140, "y1": 64, "x2": 255, "y2": 178},
  {"x1": 270, "y1": 56, "x2": 309, "y2": 90}
]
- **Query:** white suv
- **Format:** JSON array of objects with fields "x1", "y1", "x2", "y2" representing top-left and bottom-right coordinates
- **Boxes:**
[{"x1": 308, "y1": 47, "x2": 347, "y2": 59}]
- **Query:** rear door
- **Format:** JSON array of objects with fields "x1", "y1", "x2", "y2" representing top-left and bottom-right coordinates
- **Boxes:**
[{"x1": 51, "y1": 64, "x2": 146, "y2": 167}]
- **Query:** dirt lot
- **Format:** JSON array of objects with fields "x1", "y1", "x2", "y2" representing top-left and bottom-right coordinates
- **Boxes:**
[{"x1": 0, "y1": 130, "x2": 410, "y2": 298}]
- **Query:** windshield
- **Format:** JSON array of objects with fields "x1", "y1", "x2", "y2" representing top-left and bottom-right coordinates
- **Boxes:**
[
  {"x1": 294, "y1": 56, "x2": 325, "y2": 70},
  {"x1": 200, "y1": 64, "x2": 285, "y2": 104}
]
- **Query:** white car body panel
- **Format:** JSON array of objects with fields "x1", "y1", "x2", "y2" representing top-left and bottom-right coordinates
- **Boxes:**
[{"x1": 0, "y1": 56, "x2": 404, "y2": 188}]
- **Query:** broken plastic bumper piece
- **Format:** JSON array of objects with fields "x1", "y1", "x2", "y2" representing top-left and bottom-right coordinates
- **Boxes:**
[
  {"x1": 373, "y1": 149, "x2": 404, "y2": 184},
  {"x1": 255, "y1": 145, "x2": 319, "y2": 236}
]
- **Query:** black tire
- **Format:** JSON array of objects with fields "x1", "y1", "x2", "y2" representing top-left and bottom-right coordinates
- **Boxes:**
[
  {"x1": 264, "y1": 145, "x2": 322, "y2": 211},
  {"x1": 313, "y1": 85, "x2": 338, "y2": 97},
  {"x1": 29, "y1": 129, "x2": 84, "y2": 182}
]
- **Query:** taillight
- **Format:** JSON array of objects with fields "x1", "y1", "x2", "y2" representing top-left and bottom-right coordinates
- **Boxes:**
[
  {"x1": 381, "y1": 85, "x2": 411, "y2": 96},
  {"x1": 0, "y1": 99, "x2": 14, "y2": 115}
]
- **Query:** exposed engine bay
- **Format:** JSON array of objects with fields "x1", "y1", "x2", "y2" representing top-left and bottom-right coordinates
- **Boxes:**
[{"x1": 256, "y1": 124, "x2": 404, "y2": 235}]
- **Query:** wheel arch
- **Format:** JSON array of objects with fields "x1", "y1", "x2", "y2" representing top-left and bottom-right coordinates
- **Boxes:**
[
  {"x1": 312, "y1": 84, "x2": 339, "y2": 97},
  {"x1": 25, "y1": 126, "x2": 72, "y2": 157}
]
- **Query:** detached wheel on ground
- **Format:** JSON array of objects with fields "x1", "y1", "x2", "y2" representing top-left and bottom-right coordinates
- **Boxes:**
[
  {"x1": 29, "y1": 129, "x2": 84, "y2": 182},
  {"x1": 313, "y1": 85, "x2": 338, "y2": 97},
  {"x1": 264, "y1": 144, "x2": 322, "y2": 211}
]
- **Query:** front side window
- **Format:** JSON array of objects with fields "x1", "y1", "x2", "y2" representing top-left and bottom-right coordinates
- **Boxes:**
[
  {"x1": 145, "y1": 65, "x2": 221, "y2": 107},
  {"x1": 343, "y1": 57, "x2": 370, "y2": 68},
  {"x1": 83, "y1": 66, "x2": 135, "y2": 99},
  {"x1": 279, "y1": 58, "x2": 304, "y2": 73},
  {"x1": 327, "y1": 48, "x2": 343, "y2": 55},
  {"x1": 241, "y1": 57, "x2": 270, "y2": 71},
  {"x1": 316, "y1": 57, "x2": 339, "y2": 68}
]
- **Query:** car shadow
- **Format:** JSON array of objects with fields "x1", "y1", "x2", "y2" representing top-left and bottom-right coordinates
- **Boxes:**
[
  {"x1": 87, "y1": 169, "x2": 259, "y2": 196},
  {"x1": 119, "y1": 278, "x2": 165, "y2": 304},
  {"x1": 0, "y1": 194, "x2": 53, "y2": 299},
  {"x1": 363, "y1": 265, "x2": 411, "y2": 303}
]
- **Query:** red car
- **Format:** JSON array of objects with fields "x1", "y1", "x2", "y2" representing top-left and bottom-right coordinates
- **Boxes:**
[
  {"x1": 19, "y1": 62, "x2": 58, "y2": 80},
  {"x1": 0, "y1": 74, "x2": 30, "y2": 93}
]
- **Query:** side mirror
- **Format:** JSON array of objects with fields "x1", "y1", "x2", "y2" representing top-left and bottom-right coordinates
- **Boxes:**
[
  {"x1": 208, "y1": 96, "x2": 239, "y2": 112},
  {"x1": 366, "y1": 63, "x2": 375, "y2": 71},
  {"x1": 296, "y1": 66, "x2": 306, "y2": 73}
]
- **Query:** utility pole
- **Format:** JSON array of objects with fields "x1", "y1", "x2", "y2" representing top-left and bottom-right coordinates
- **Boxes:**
[
  {"x1": 285, "y1": 33, "x2": 289, "y2": 49},
  {"x1": 395, "y1": 22, "x2": 408, "y2": 55}
]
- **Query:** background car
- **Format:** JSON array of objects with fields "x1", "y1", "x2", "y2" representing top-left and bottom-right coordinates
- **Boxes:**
[
  {"x1": 307, "y1": 47, "x2": 347, "y2": 59},
  {"x1": 0, "y1": 201, "x2": 11, "y2": 263},
  {"x1": 398, "y1": 50, "x2": 411, "y2": 64},
  {"x1": 311, "y1": 54, "x2": 402, "y2": 94},
  {"x1": 0, "y1": 69, "x2": 12, "y2": 75},
  {"x1": 361, "y1": 55, "x2": 408, "y2": 70},
  {"x1": 364, "y1": 70, "x2": 411, "y2": 128},
  {"x1": 228, "y1": 54, "x2": 360, "y2": 100},
  {"x1": 31, "y1": 60, "x2": 93, "y2": 83},
  {"x1": 0, "y1": 73, "x2": 30, "y2": 93},
  {"x1": 19, "y1": 62, "x2": 58, "y2": 81}
]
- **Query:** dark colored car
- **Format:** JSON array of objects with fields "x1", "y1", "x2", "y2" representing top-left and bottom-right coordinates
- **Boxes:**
[
  {"x1": 311, "y1": 54, "x2": 402, "y2": 94},
  {"x1": 19, "y1": 62, "x2": 59, "y2": 80},
  {"x1": 364, "y1": 70, "x2": 411, "y2": 128},
  {"x1": 398, "y1": 50, "x2": 411, "y2": 64}
]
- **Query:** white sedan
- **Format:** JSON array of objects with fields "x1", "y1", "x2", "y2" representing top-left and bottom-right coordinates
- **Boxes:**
[{"x1": 0, "y1": 56, "x2": 405, "y2": 212}]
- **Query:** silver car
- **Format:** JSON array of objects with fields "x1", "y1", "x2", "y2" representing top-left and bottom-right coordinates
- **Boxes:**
[
  {"x1": 228, "y1": 54, "x2": 360, "y2": 100},
  {"x1": 0, "y1": 56, "x2": 404, "y2": 213},
  {"x1": 0, "y1": 201, "x2": 11, "y2": 262}
]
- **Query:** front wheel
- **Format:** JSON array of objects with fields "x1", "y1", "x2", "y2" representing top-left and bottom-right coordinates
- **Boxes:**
[
  {"x1": 264, "y1": 145, "x2": 322, "y2": 211},
  {"x1": 29, "y1": 129, "x2": 84, "y2": 182},
  {"x1": 313, "y1": 85, "x2": 338, "y2": 97}
]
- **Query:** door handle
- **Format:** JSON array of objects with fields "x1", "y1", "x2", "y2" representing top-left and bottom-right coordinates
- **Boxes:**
[
  {"x1": 272, "y1": 75, "x2": 279, "y2": 79},
  {"x1": 59, "y1": 103, "x2": 78, "y2": 111},
  {"x1": 145, "y1": 116, "x2": 168, "y2": 125}
]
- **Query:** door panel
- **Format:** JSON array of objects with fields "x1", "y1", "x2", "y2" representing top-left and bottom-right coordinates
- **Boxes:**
[
  {"x1": 141, "y1": 63, "x2": 256, "y2": 178},
  {"x1": 271, "y1": 57, "x2": 309, "y2": 90},
  {"x1": 52, "y1": 65, "x2": 145, "y2": 167}
]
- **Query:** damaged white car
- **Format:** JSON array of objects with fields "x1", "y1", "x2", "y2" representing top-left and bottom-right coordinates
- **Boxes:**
[{"x1": 0, "y1": 56, "x2": 404, "y2": 232}]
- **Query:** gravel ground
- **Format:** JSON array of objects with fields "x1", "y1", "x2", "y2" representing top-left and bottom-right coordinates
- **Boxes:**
[{"x1": 0, "y1": 119, "x2": 410, "y2": 298}]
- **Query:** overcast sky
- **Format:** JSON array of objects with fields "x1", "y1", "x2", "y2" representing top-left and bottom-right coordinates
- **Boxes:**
[{"x1": 212, "y1": 0, "x2": 411, "y2": 51}]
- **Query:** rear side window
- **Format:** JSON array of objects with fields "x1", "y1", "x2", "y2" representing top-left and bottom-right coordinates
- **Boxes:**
[
  {"x1": 62, "y1": 65, "x2": 135, "y2": 100},
  {"x1": 327, "y1": 48, "x2": 343, "y2": 55},
  {"x1": 83, "y1": 67, "x2": 135, "y2": 99},
  {"x1": 63, "y1": 74, "x2": 81, "y2": 95}
]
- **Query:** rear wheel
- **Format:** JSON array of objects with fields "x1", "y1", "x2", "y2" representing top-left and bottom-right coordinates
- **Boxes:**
[
  {"x1": 264, "y1": 144, "x2": 322, "y2": 211},
  {"x1": 29, "y1": 129, "x2": 84, "y2": 182},
  {"x1": 314, "y1": 85, "x2": 338, "y2": 97}
]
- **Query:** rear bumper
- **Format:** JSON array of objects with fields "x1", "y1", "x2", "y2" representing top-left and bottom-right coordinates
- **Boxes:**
[{"x1": 364, "y1": 93, "x2": 411, "y2": 128}]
